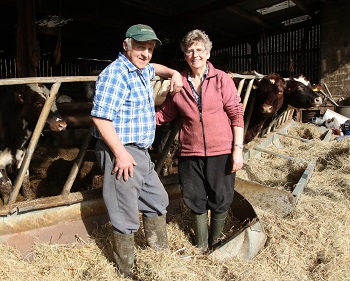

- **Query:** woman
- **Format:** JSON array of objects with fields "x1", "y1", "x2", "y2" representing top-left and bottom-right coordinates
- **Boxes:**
[{"x1": 156, "y1": 29, "x2": 244, "y2": 251}]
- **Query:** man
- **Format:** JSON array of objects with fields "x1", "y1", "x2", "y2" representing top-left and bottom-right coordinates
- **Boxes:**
[{"x1": 90, "y1": 24, "x2": 183, "y2": 277}]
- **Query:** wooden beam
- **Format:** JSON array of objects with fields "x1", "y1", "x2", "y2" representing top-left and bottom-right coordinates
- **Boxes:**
[{"x1": 16, "y1": 0, "x2": 39, "y2": 77}]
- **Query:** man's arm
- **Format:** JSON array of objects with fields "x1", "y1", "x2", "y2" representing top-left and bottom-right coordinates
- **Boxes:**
[
  {"x1": 92, "y1": 116, "x2": 136, "y2": 181},
  {"x1": 152, "y1": 63, "x2": 183, "y2": 94}
]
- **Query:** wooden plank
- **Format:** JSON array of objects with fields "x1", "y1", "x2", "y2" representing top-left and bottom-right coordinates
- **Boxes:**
[{"x1": 0, "y1": 76, "x2": 97, "y2": 86}]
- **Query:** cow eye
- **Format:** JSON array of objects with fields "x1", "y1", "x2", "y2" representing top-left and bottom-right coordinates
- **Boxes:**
[{"x1": 35, "y1": 101, "x2": 43, "y2": 107}]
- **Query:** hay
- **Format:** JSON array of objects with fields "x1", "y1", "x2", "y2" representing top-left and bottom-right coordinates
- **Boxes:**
[{"x1": 1, "y1": 124, "x2": 350, "y2": 280}]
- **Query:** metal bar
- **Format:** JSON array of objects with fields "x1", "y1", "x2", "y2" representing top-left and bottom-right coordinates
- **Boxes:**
[
  {"x1": 8, "y1": 82, "x2": 61, "y2": 204},
  {"x1": 276, "y1": 132, "x2": 312, "y2": 142},
  {"x1": 322, "y1": 82, "x2": 334, "y2": 99},
  {"x1": 227, "y1": 73, "x2": 264, "y2": 80},
  {"x1": 243, "y1": 91, "x2": 255, "y2": 137},
  {"x1": 60, "y1": 124, "x2": 94, "y2": 196},
  {"x1": 237, "y1": 78, "x2": 246, "y2": 96},
  {"x1": 292, "y1": 159, "x2": 317, "y2": 202},
  {"x1": 319, "y1": 89, "x2": 338, "y2": 107},
  {"x1": 242, "y1": 78, "x2": 254, "y2": 111},
  {"x1": 253, "y1": 147, "x2": 308, "y2": 163}
]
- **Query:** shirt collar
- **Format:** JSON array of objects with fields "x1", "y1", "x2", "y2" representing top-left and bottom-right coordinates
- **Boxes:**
[
  {"x1": 187, "y1": 63, "x2": 209, "y2": 82},
  {"x1": 119, "y1": 52, "x2": 148, "y2": 75}
]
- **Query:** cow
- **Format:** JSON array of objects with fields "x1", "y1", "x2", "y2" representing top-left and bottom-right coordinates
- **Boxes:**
[
  {"x1": 0, "y1": 83, "x2": 67, "y2": 204},
  {"x1": 244, "y1": 74, "x2": 323, "y2": 143},
  {"x1": 278, "y1": 75, "x2": 323, "y2": 113},
  {"x1": 244, "y1": 73, "x2": 285, "y2": 143}
]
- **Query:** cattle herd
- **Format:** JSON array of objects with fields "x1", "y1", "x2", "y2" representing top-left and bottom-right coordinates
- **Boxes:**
[{"x1": 0, "y1": 72, "x2": 323, "y2": 205}]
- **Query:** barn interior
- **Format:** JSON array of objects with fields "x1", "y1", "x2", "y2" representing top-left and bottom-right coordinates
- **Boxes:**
[
  {"x1": 1, "y1": 2, "x2": 350, "y2": 275},
  {"x1": 1, "y1": 0, "x2": 349, "y2": 99},
  {"x1": 0, "y1": 1, "x2": 349, "y2": 190}
]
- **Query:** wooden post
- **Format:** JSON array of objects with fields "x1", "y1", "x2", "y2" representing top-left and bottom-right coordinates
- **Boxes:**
[{"x1": 16, "y1": 0, "x2": 40, "y2": 77}]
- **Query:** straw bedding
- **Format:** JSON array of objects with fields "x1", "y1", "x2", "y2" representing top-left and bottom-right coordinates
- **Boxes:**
[{"x1": 1, "y1": 123, "x2": 350, "y2": 281}]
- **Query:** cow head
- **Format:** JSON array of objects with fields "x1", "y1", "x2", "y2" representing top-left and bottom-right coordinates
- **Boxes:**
[
  {"x1": 284, "y1": 76, "x2": 323, "y2": 108},
  {"x1": 255, "y1": 73, "x2": 285, "y2": 117},
  {"x1": 23, "y1": 84, "x2": 67, "y2": 132}
]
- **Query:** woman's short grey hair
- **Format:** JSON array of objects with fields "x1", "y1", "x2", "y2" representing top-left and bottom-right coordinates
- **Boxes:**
[{"x1": 180, "y1": 29, "x2": 213, "y2": 53}]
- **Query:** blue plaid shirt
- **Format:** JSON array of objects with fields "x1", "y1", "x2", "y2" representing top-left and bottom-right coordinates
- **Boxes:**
[{"x1": 91, "y1": 52, "x2": 156, "y2": 149}]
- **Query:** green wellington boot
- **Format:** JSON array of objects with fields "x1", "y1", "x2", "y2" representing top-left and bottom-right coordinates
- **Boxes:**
[
  {"x1": 208, "y1": 210, "x2": 228, "y2": 249},
  {"x1": 143, "y1": 214, "x2": 168, "y2": 250},
  {"x1": 191, "y1": 211, "x2": 209, "y2": 252},
  {"x1": 112, "y1": 232, "x2": 135, "y2": 278}
]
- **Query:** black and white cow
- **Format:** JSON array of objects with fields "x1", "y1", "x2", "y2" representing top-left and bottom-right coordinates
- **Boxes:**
[{"x1": 0, "y1": 83, "x2": 67, "y2": 204}]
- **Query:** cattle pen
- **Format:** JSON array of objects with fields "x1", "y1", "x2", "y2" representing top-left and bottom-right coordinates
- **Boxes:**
[
  {"x1": 0, "y1": 76, "x2": 268, "y2": 261},
  {"x1": 0, "y1": 73, "x2": 330, "y2": 249},
  {"x1": 0, "y1": 75, "x2": 349, "y2": 281}
]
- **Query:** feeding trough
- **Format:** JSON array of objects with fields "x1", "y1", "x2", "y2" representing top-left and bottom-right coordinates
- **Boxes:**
[{"x1": 237, "y1": 120, "x2": 332, "y2": 217}]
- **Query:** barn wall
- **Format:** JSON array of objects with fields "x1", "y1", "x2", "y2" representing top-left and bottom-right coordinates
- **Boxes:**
[
  {"x1": 212, "y1": 22, "x2": 321, "y2": 83},
  {"x1": 320, "y1": 0, "x2": 350, "y2": 100}
]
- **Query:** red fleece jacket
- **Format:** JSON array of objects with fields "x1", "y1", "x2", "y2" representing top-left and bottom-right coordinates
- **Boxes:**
[{"x1": 156, "y1": 62, "x2": 244, "y2": 157}]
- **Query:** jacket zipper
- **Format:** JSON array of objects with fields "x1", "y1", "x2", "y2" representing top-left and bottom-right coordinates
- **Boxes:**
[{"x1": 198, "y1": 93, "x2": 207, "y2": 156}]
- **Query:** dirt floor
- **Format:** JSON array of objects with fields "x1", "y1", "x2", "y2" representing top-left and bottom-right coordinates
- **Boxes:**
[{"x1": 0, "y1": 122, "x2": 350, "y2": 281}]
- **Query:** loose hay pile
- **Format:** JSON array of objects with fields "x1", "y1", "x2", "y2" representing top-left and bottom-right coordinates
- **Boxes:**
[{"x1": 1, "y1": 123, "x2": 350, "y2": 281}]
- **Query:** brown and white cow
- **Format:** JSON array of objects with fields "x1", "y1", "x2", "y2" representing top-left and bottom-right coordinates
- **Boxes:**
[
  {"x1": 244, "y1": 73, "x2": 285, "y2": 143},
  {"x1": 244, "y1": 74, "x2": 323, "y2": 143},
  {"x1": 279, "y1": 75, "x2": 323, "y2": 113},
  {"x1": 0, "y1": 83, "x2": 67, "y2": 204}
]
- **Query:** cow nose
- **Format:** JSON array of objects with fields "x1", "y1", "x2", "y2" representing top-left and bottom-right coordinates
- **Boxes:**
[
  {"x1": 58, "y1": 121, "x2": 67, "y2": 131},
  {"x1": 315, "y1": 97, "x2": 322, "y2": 105},
  {"x1": 262, "y1": 104, "x2": 273, "y2": 114}
]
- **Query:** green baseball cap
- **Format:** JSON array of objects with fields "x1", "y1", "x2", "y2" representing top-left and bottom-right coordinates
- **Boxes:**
[{"x1": 125, "y1": 24, "x2": 162, "y2": 45}]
